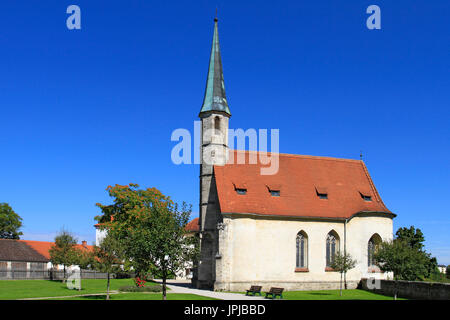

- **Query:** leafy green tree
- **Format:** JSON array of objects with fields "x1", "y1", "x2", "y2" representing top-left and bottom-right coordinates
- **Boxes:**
[
  {"x1": 374, "y1": 239, "x2": 429, "y2": 299},
  {"x1": 49, "y1": 229, "x2": 79, "y2": 282},
  {"x1": 93, "y1": 234, "x2": 124, "y2": 300},
  {"x1": 329, "y1": 251, "x2": 357, "y2": 296},
  {"x1": 395, "y1": 226, "x2": 425, "y2": 250},
  {"x1": 447, "y1": 266, "x2": 450, "y2": 280},
  {"x1": 96, "y1": 184, "x2": 198, "y2": 300},
  {"x1": 76, "y1": 247, "x2": 95, "y2": 270},
  {"x1": 424, "y1": 255, "x2": 439, "y2": 279},
  {"x1": 375, "y1": 240, "x2": 429, "y2": 281},
  {"x1": 0, "y1": 203, "x2": 23, "y2": 239},
  {"x1": 395, "y1": 226, "x2": 439, "y2": 281}
]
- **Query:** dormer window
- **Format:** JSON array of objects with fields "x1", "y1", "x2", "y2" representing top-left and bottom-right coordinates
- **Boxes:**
[
  {"x1": 266, "y1": 184, "x2": 281, "y2": 197},
  {"x1": 359, "y1": 190, "x2": 372, "y2": 201},
  {"x1": 233, "y1": 182, "x2": 247, "y2": 196},
  {"x1": 270, "y1": 190, "x2": 280, "y2": 197},
  {"x1": 315, "y1": 186, "x2": 328, "y2": 199}
]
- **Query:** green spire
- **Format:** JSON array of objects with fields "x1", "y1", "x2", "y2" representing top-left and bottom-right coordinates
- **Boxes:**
[{"x1": 199, "y1": 18, "x2": 231, "y2": 116}]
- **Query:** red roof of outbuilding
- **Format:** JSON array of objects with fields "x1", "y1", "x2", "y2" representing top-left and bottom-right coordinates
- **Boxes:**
[
  {"x1": 0, "y1": 239, "x2": 49, "y2": 262},
  {"x1": 214, "y1": 150, "x2": 393, "y2": 220},
  {"x1": 19, "y1": 240, "x2": 94, "y2": 260},
  {"x1": 185, "y1": 218, "x2": 199, "y2": 232}
]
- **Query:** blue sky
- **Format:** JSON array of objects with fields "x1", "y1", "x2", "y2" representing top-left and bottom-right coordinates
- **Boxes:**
[{"x1": 0, "y1": 1, "x2": 448, "y2": 264}]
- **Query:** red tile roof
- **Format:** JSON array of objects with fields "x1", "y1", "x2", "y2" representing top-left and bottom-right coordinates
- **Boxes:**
[
  {"x1": 19, "y1": 240, "x2": 94, "y2": 260},
  {"x1": 185, "y1": 218, "x2": 199, "y2": 232},
  {"x1": 0, "y1": 239, "x2": 49, "y2": 262},
  {"x1": 214, "y1": 150, "x2": 393, "y2": 220}
]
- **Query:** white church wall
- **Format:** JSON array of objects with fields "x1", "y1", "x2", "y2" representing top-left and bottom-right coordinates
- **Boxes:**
[
  {"x1": 345, "y1": 215, "x2": 393, "y2": 281},
  {"x1": 215, "y1": 214, "x2": 393, "y2": 291}
]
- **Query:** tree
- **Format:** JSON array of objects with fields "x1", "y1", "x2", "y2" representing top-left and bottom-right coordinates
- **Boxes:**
[
  {"x1": 0, "y1": 203, "x2": 23, "y2": 239},
  {"x1": 95, "y1": 184, "x2": 198, "y2": 300},
  {"x1": 424, "y1": 255, "x2": 439, "y2": 279},
  {"x1": 395, "y1": 226, "x2": 425, "y2": 251},
  {"x1": 374, "y1": 239, "x2": 429, "y2": 299},
  {"x1": 447, "y1": 265, "x2": 450, "y2": 280},
  {"x1": 77, "y1": 247, "x2": 95, "y2": 270},
  {"x1": 93, "y1": 234, "x2": 124, "y2": 300},
  {"x1": 329, "y1": 251, "x2": 357, "y2": 296},
  {"x1": 395, "y1": 226, "x2": 439, "y2": 281},
  {"x1": 49, "y1": 229, "x2": 79, "y2": 282}
]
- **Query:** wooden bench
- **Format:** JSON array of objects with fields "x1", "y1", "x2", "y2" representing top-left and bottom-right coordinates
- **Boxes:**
[
  {"x1": 265, "y1": 287, "x2": 284, "y2": 299},
  {"x1": 245, "y1": 285, "x2": 262, "y2": 296}
]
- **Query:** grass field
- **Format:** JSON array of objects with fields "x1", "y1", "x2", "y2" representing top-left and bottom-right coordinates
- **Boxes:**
[
  {"x1": 0, "y1": 278, "x2": 151, "y2": 300},
  {"x1": 48, "y1": 293, "x2": 218, "y2": 300},
  {"x1": 238, "y1": 289, "x2": 404, "y2": 300},
  {"x1": 0, "y1": 279, "x2": 403, "y2": 300},
  {"x1": 282, "y1": 289, "x2": 404, "y2": 300}
]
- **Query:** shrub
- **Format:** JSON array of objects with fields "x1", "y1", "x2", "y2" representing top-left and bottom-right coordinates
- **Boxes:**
[
  {"x1": 115, "y1": 272, "x2": 133, "y2": 279},
  {"x1": 134, "y1": 277, "x2": 146, "y2": 287},
  {"x1": 119, "y1": 285, "x2": 162, "y2": 292}
]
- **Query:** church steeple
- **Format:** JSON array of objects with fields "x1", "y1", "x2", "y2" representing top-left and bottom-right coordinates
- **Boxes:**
[
  {"x1": 195, "y1": 17, "x2": 230, "y2": 289},
  {"x1": 199, "y1": 18, "x2": 231, "y2": 116}
]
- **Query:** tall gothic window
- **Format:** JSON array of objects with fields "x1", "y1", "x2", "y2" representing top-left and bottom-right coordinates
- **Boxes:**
[
  {"x1": 296, "y1": 231, "x2": 308, "y2": 268},
  {"x1": 326, "y1": 231, "x2": 340, "y2": 267},
  {"x1": 368, "y1": 239, "x2": 375, "y2": 267},
  {"x1": 368, "y1": 234, "x2": 381, "y2": 267}
]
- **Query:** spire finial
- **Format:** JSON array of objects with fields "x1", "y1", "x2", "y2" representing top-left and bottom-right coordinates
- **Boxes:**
[
  {"x1": 360, "y1": 150, "x2": 363, "y2": 161},
  {"x1": 215, "y1": 7, "x2": 218, "y2": 22}
]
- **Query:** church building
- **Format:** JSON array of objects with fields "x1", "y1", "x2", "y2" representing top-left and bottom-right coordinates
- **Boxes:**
[{"x1": 192, "y1": 18, "x2": 396, "y2": 291}]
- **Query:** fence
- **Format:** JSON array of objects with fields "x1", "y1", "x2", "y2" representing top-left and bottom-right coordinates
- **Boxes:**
[{"x1": 0, "y1": 269, "x2": 132, "y2": 280}]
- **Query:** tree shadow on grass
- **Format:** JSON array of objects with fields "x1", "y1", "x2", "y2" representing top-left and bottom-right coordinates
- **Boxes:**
[{"x1": 308, "y1": 292, "x2": 332, "y2": 296}]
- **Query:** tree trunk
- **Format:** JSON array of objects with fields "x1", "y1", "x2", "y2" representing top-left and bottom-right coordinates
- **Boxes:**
[
  {"x1": 106, "y1": 272, "x2": 110, "y2": 300},
  {"x1": 340, "y1": 272, "x2": 343, "y2": 296},
  {"x1": 344, "y1": 271, "x2": 347, "y2": 290},
  {"x1": 63, "y1": 265, "x2": 66, "y2": 283},
  {"x1": 162, "y1": 275, "x2": 167, "y2": 301},
  {"x1": 394, "y1": 280, "x2": 397, "y2": 300}
]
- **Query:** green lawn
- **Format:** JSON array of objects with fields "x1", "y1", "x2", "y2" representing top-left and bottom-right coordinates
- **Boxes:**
[
  {"x1": 48, "y1": 293, "x2": 218, "y2": 300},
  {"x1": 282, "y1": 289, "x2": 405, "y2": 300},
  {"x1": 0, "y1": 279, "x2": 404, "y2": 300},
  {"x1": 238, "y1": 289, "x2": 404, "y2": 300},
  {"x1": 0, "y1": 278, "x2": 154, "y2": 300}
]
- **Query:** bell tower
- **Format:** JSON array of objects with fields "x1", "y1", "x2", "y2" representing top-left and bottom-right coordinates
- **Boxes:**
[{"x1": 195, "y1": 17, "x2": 231, "y2": 289}]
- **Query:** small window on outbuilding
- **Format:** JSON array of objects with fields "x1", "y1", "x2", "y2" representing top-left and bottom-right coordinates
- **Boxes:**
[{"x1": 236, "y1": 188, "x2": 247, "y2": 195}]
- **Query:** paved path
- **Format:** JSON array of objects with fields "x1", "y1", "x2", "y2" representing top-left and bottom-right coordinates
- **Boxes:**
[{"x1": 154, "y1": 280, "x2": 266, "y2": 300}]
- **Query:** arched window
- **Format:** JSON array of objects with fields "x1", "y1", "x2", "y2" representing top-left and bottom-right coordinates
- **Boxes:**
[
  {"x1": 326, "y1": 231, "x2": 340, "y2": 267},
  {"x1": 296, "y1": 231, "x2": 308, "y2": 268},
  {"x1": 368, "y1": 234, "x2": 381, "y2": 267},
  {"x1": 214, "y1": 116, "x2": 221, "y2": 133}
]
